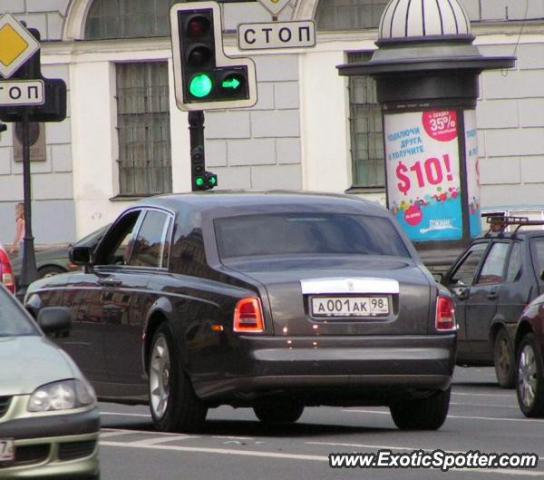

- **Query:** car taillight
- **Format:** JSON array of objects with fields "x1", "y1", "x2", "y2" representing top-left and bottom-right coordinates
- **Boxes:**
[
  {"x1": 0, "y1": 250, "x2": 15, "y2": 294},
  {"x1": 233, "y1": 297, "x2": 265, "y2": 333},
  {"x1": 435, "y1": 295, "x2": 456, "y2": 332}
]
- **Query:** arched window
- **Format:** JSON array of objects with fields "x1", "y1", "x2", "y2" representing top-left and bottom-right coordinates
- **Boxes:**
[
  {"x1": 85, "y1": 0, "x2": 177, "y2": 40},
  {"x1": 315, "y1": 0, "x2": 388, "y2": 31}
]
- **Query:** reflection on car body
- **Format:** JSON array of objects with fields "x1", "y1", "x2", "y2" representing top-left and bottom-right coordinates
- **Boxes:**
[{"x1": 25, "y1": 192, "x2": 457, "y2": 433}]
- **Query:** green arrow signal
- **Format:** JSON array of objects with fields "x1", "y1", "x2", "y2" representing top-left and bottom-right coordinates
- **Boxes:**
[{"x1": 222, "y1": 77, "x2": 241, "y2": 90}]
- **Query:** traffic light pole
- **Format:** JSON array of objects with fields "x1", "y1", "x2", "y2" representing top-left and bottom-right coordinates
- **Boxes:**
[
  {"x1": 189, "y1": 110, "x2": 205, "y2": 192},
  {"x1": 18, "y1": 109, "x2": 38, "y2": 297}
]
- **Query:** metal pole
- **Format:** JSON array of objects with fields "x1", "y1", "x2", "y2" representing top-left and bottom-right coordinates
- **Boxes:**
[
  {"x1": 17, "y1": 111, "x2": 38, "y2": 297},
  {"x1": 188, "y1": 110, "x2": 205, "y2": 192}
]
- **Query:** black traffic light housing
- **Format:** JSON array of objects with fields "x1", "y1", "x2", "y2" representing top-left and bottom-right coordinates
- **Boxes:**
[
  {"x1": 190, "y1": 145, "x2": 218, "y2": 191},
  {"x1": 170, "y1": 1, "x2": 257, "y2": 111}
]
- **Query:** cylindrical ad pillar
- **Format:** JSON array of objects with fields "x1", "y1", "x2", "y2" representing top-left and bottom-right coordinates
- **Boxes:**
[
  {"x1": 385, "y1": 107, "x2": 480, "y2": 243},
  {"x1": 337, "y1": 0, "x2": 515, "y2": 249}
]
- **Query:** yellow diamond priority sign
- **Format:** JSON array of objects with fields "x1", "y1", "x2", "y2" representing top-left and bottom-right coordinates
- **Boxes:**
[
  {"x1": 0, "y1": 14, "x2": 40, "y2": 79},
  {"x1": 257, "y1": 0, "x2": 291, "y2": 15}
]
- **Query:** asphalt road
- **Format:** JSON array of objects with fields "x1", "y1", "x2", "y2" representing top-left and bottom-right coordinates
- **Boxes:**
[{"x1": 97, "y1": 367, "x2": 544, "y2": 480}]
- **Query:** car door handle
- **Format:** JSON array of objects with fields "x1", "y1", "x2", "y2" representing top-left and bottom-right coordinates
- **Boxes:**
[
  {"x1": 487, "y1": 291, "x2": 498, "y2": 300},
  {"x1": 98, "y1": 277, "x2": 121, "y2": 287}
]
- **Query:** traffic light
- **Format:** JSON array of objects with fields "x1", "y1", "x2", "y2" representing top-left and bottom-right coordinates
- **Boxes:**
[
  {"x1": 170, "y1": 1, "x2": 257, "y2": 111},
  {"x1": 191, "y1": 145, "x2": 218, "y2": 190}
]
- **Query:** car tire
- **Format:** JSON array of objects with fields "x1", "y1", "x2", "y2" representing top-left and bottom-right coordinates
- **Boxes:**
[
  {"x1": 38, "y1": 265, "x2": 67, "y2": 278},
  {"x1": 389, "y1": 388, "x2": 451, "y2": 430},
  {"x1": 516, "y1": 333, "x2": 544, "y2": 418},
  {"x1": 253, "y1": 399, "x2": 304, "y2": 425},
  {"x1": 494, "y1": 328, "x2": 515, "y2": 389},
  {"x1": 148, "y1": 323, "x2": 207, "y2": 432}
]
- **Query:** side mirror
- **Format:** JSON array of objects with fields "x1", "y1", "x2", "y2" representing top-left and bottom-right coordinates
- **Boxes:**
[
  {"x1": 432, "y1": 272, "x2": 444, "y2": 284},
  {"x1": 37, "y1": 307, "x2": 71, "y2": 336},
  {"x1": 69, "y1": 245, "x2": 93, "y2": 266}
]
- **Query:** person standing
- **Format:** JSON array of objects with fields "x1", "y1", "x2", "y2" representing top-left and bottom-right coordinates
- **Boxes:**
[{"x1": 10, "y1": 202, "x2": 25, "y2": 257}]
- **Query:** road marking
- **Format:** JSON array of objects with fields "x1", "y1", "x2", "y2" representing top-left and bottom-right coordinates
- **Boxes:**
[
  {"x1": 125, "y1": 435, "x2": 197, "y2": 446},
  {"x1": 100, "y1": 440, "x2": 328, "y2": 462},
  {"x1": 343, "y1": 408, "x2": 544, "y2": 423},
  {"x1": 452, "y1": 392, "x2": 514, "y2": 398},
  {"x1": 212, "y1": 435, "x2": 255, "y2": 440},
  {"x1": 450, "y1": 402, "x2": 518, "y2": 409},
  {"x1": 99, "y1": 439, "x2": 543, "y2": 476}
]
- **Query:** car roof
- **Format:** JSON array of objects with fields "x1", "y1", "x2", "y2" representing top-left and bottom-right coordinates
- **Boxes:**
[{"x1": 136, "y1": 191, "x2": 390, "y2": 217}]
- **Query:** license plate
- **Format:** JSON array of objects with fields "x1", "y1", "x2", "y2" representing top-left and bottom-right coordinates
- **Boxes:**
[
  {"x1": 0, "y1": 439, "x2": 14, "y2": 462},
  {"x1": 311, "y1": 296, "x2": 389, "y2": 317}
]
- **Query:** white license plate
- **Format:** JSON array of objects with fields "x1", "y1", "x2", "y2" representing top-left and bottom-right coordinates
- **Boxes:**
[
  {"x1": 0, "y1": 439, "x2": 14, "y2": 462},
  {"x1": 311, "y1": 296, "x2": 389, "y2": 317}
]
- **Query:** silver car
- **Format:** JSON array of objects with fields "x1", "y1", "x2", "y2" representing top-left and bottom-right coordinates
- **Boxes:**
[{"x1": 0, "y1": 285, "x2": 99, "y2": 479}]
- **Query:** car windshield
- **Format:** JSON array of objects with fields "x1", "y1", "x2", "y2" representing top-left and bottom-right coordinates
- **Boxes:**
[
  {"x1": 0, "y1": 287, "x2": 39, "y2": 337},
  {"x1": 214, "y1": 213, "x2": 411, "y2": 259}
]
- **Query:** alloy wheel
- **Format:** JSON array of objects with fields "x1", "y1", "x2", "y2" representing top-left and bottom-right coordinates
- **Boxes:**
[
  {"x1": 518, "y1": 344, "x2": 538, "y2": 409},
  {"x1": 149, "y1": 335, "x2": 171, "y2": 419}
]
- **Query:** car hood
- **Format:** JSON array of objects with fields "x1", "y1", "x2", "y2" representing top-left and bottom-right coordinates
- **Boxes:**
[{"x1": 0, "y1": 336, "x2": 79, "y2": 396}]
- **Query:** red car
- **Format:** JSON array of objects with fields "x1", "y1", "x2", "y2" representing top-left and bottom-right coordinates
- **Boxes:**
[
  {"x1": 0, "y1": 244, "x2": 15, "y2": 294},
  {"x1": 515, "y1": 296, "x2": 544, "y2": 417}
]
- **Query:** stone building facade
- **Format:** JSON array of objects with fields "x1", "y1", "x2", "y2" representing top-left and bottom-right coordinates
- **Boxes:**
[{"x1": 0, "y1": 0, "x2": 542, "y2": 244}]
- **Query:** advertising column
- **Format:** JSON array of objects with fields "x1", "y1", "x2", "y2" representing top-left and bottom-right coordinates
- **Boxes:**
[{"x1": 385, "y1": 109, "x2": 481, "y2": 243}]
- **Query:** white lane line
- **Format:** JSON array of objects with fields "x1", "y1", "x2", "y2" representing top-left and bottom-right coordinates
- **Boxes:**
[
  {"x1": 308, "y1": 441, "x2": 462, "y2": 453},
  {"x1": 452, "y1": 392, "x2": 514, "y2": 398},
  {"x1": 212, "y1": 435, "x2": 255, "y2": 440},
  {"x1": 342, "y1": 409, "x2": 544, "y2": 423},
  {"x1": 450, "y1": 402, "x2": 518, "y2": 409},
  {"x1": 100, "y1": 440, "x2": 328, "y2": 462},
  {"x1": 125, "y1": 435, "x2": 198, "y2": 446},
  {"x1": 100, "y1": 411, "x2": 151, "y2": 418},
  {"x1": 99, "y1": 440, "x2": 543, "y2": 476}
]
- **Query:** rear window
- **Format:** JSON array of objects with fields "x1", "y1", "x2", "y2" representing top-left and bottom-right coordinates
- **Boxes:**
[
  {"x1": 0, "y1": 287, "x2": 39, "y2": 337},
  {"x1": 214, "y1": 213, "x2": 410, "y2": 259}
]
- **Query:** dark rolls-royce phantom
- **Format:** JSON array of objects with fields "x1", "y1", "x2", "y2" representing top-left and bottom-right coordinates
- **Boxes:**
[{"x1": 25, "y1": 192, "x2": 457, "y2": 432}]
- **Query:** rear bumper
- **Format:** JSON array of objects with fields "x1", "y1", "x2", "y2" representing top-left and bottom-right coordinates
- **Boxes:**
[{"x1": 193, "y1": 334, "x2": 456, "y2": 404}]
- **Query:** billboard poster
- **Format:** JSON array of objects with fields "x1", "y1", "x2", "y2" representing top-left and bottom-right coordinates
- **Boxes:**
[
  {"x1": 464, "y1": 109, "x2": 482, "y2": 238},
  {"x1": 385, "y1": 110, "x2": 462, "y2": 242}
]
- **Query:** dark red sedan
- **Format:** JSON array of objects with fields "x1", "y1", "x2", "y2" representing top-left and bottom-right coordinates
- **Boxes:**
[{"x1": 515, "y1": 297, "x2": 544, "y2": 416}]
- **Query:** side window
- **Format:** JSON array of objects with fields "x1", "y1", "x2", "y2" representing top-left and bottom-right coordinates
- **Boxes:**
[
  {"x1": 506, "y1": 243, "x2": 522, "y2": 283},
  {"x1": 449, "y1": 243, "x2": 488, "y2": 287},
  {"x1": 94, "y1": 211, "x2": 141, "y2": 265},
  {"x1": 128, "y1": 210, "x2": 171, "y2": 268},
  {"x1": 476, "y1": 242, "x2": 510, "y2": 285},
  {"x1": 531, "y1": 238, "x2": 544, "y2": 280}
]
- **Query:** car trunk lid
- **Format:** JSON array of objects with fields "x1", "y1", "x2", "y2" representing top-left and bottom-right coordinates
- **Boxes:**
[{"x1": 224, "y1": 255, "x2": 434, "y2": 336}]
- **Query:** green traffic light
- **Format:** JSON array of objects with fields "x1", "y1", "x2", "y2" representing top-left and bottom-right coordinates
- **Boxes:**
[
  {"x1": 222, "y1": 77, "x2": 241, "y2": 90},
  {"x1": 189, "y1": 73, "x2": 213, "y2": 98},
  {"x1": 195, "y1": 177, "x2": 205, "y2": 187},
  {"x1": 208, "y1": 176, "x2": 217, "y2": 186}
]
